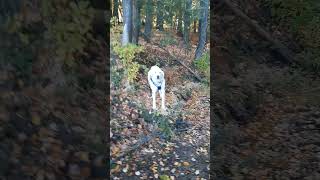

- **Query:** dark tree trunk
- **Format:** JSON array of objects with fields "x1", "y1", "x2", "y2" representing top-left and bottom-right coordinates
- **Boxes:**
[
  {"x1": 183, "y1": 0, "x2": 192, "y2": 46},
  {"x1": 177, "y1": 11, "x2": 183, "y2": 36},
  {"x1": 132, "y1": 0, "x2": 141, "y2": 45},
  {"x1": 156, "y1": 0, "x2": 164, "y2": 31},
  {"x1": 122, "y1": 0, "x2": 132, "y2": 45},
  {"x1": 113, "y1": 0, "x2": 119, "y2": 22},
  {"x1": 144, "y1": 0, "x2": 153, "y2": 42},
  {"x1": 195, "y1": 0, "x2": 209, "y2": 60}
]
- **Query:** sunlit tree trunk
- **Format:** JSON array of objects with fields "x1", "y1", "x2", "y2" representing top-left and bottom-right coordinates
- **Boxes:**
[
  {"x1": 122, "y1": 0, "x2": 132, "y2": 45},
  {"x1": 195, "y1": 0, "x2": 209, "y2": 60}
]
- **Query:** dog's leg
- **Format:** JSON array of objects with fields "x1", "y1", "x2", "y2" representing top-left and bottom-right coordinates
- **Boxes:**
[
  {"x1": 160, "y1": 89, "x2": 166, "y2": 111},
  {"x1": 152, "y1": 90, "x2": 157, "y2": 110}
]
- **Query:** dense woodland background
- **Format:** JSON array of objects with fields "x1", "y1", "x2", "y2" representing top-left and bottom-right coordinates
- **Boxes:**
[
  {"x1": 0, "y1": 0, "x2": 320, "y2": 179},
  {"x1": 110, "y1": 0, "x2": 210, "y2": 179}
]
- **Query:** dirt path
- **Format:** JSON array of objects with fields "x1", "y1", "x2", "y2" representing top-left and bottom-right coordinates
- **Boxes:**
[{"x1": 110, "y1": 35, "x2": 210, "y2": 179}]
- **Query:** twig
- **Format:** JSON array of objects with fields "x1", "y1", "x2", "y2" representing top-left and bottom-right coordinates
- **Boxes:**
[{"x1": 114, "y1": 130, "x2": 160, "y2": 159}]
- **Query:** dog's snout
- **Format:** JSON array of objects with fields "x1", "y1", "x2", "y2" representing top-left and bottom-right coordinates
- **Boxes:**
[{"x1": 157, "y1": 75, "x2": 159, "y2": 79}]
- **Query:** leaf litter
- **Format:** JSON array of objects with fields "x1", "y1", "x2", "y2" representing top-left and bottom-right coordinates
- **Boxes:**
[{"x1": 111, "y1": 33, "x2": 210, "y2": 179}]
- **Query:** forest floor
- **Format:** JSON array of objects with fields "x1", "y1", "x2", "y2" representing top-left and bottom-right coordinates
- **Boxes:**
[
  {"x1": 0, "y1": 35, "x2": 108, "y2": 179},
  {"x1": 212, "y1": 2, "x2": 320, "y2": 178},
  {"x1": 110, "y1": 31, "x2": 210, "y2": 180}
]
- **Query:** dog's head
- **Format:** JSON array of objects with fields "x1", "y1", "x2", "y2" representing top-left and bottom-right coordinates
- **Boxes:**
[{"x1": 150, "y1": 66, "x2": 164, "y2": 85}]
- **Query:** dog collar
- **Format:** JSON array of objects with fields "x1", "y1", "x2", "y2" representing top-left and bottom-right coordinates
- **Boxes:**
[{"x1": 150, "y1": 78, "x2": 161, "y2": 90}]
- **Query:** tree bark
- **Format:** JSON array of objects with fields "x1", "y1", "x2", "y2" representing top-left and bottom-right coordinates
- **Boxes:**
[
  {"x1": 177, "y1": 13, "x2": 183, "y2": 36},
  {"x1": 195, "y1": 0, "x2": 209, "y2": 60},
  {"x1": 122, "y1": 0, "x2": 132, "y2": 45},
  {"x1": 156, "y1": 0, "x2": 164, "y2": 31},
  {"x1": 183, "y1": 0, "x2": 192, "y2": 46},
  {"x1": 132, "y1": 0, "x2": 140, "y2": 44},
  {"x1": 144, "y1": 0, "x2": 153, "y2": 42},
  {"x1": 112, "y1": 0, "x2": 119, "y2": 22}
]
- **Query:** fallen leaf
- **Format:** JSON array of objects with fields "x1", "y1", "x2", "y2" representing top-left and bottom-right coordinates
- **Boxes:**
[
  {"x1": 159, "y1": 175, "x2": 170, "y2": 180},
  {"x1": 195, "y1": 170, "x2": 200, "y2": 175},
  {"x1": 122, "y1": 165, "x2": 128, "y2": 173},
  {"x1": 182, "y1": 162, "x2": 190, "y2": 166},
  {"x1": 31, "y1": 113, "x2": 41, "y2": 125},
  {"x1": 170, "y1": 168, "x2": 176, "y2": 173},
  {"x1": 75, "y1": 151, "x2": 90, "y2": 162},
  {"x1": 111, "y1": 165, "x2": 120, "y2": 173},
  {"x1": 111, "y1": 146, "x2": 121, "y2": 156}
]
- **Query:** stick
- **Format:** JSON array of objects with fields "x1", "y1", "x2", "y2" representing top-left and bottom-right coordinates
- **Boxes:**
[
  {"x1": 114, "y1": 130, "x2": 160, "y2": 159},
  {"x1": 149, "y1": 40, "x2": 203, "y2": 82},
  {"x1": 222, "y1": 0, "x2": 295, "y2": 64},
  {"x1": 155, "y1": 43, "x2": 202, "y2": 82}
]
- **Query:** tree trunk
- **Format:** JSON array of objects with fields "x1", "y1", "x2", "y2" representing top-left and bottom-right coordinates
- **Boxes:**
[
  {"x1": 156, "y1": 0, "x2": 164, "y2": 31},
  {"x1": 122, "y1": 0, "x2": 132, "y2": 45},
  {"x1": 183, "y1": 0, "x2": 192, "y2": 46},
  {"x1": 195, "y1": 0, "x2": 209, "y2": 60},
  {"x1": 132, "y1": 0, "x2": 139, "y2": 44},
  {"x1": 193, "y1": 20, "x2": 197, "y2": 33},
  {"x1": 144, "y1": 0, "x2": 153, "y2": 42},
  {"x1": 177, "y1": 11, "x2": 183, "y2": 36},
  {"x1": 113, "y1": 0, "x2": 119, "y2": 22}
]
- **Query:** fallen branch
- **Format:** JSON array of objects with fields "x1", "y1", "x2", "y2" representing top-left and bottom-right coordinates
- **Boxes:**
[
  {"x1": 222, "y1": 0, "x2": 295, "y2": 64},
  {"x1": 148, "y1": 39, "x2": 203, "y2": 82},
  {"x1": 114, "y1": 130, "x2": 160, "y2": 159}
]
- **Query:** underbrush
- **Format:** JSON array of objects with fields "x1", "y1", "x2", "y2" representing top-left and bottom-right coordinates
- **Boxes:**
[
  {"x1": 159, "y1": 32, "x2": 178, "y2": 47},
  {"x1": 111, "y1": 18, "x2": 144, "y2": 88},
  {"x1": 194, "y1": 52, "x2": 210, "y2": 83},
  {"x1": 261, "y1": 0, "x2": 320, "y2": 73}
]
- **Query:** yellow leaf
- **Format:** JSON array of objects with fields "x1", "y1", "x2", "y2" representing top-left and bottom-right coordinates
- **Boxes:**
[
  {"x1": 76, "y1": 151, "x2": 90, "y2": 162},
  {"x1": 174, "y1": 162, "x2": 181, "y2": 166},
  {"x1": 183, "y1": 162, "x2": 190, "y2": 166},
  {"x1": 32, "y1": 114, "x2": 41, "y2": 125},
  {"x1": 111, "y1": 146, "x2": 121, "y2": 156}
]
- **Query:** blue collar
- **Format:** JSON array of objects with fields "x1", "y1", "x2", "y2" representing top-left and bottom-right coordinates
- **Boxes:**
[{"x1": 150, "y1": 78, "x2": 161, "y2": 90}]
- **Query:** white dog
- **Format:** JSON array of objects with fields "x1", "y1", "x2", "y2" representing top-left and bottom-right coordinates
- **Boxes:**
[{"x1": 148, "y1": 65, "x2": 166, "y2": 111}]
